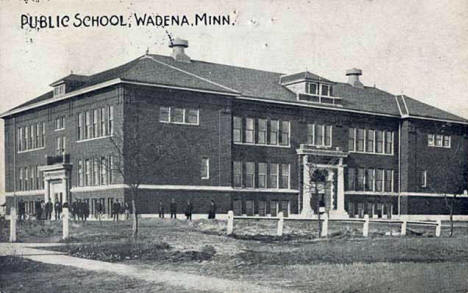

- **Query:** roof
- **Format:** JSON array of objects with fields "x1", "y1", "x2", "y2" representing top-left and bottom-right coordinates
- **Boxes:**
[{"x1": 3, "y1": 52, "x2": 468, "y2": 124}]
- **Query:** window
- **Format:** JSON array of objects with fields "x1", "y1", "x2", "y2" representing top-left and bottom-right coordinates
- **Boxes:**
[
  {"x1": 321, "y1": 84, "x2": 330, "y2": 96},
  {"x1": 160, "y1": 107, "x2": 171, "y2": 122},
  {"x1": 324, "y1": 125, "x2": 332, "y2": 147},
  {"x1": 185, "y1": 109, "x2": 199, "y2": 125},
  {"x1": 420, "y1": 170, "x2": 427, "y2": 188},
  {"x1": 384, "y1": 170, "x2": 393, "y2": 192},
  {"x1": 35, "y1": 166, "x2": 40, "y2": 190},
  {"x1": 245, "y1": 162, "x2": 255, "y2": 188},
  {"x1": 201, "y1": 158, "x2": 209, "y2": 179},
  {"x1": 376, "y1": 169, "x2": 384, "y2": 192},
  {"x1": 245, "y1": 118, "x2": 255, "y2": 143},
  {"x1": 172, "y1": 108, "x2": 184, "y2": 123},
  {"x1": 25, "y1": 127, "x2": 30, "y2": 149},
  {"x1": 108, "y1": 106, "x2": 114, "y2": 135},
  {"x1": 78, "y1": 113, "x2": 83, "y2": 140},
  {"x1": 233, "y1": 161, "x2": 242, "y2": 187},
  {"x1": 31, "y1": 125, "x2": 36, "y2": 148},
  {"x1": 307, "y1": 82, "x2": 318, "y2": 95},
  {"x1": 269, "y1": 120, "x2": 278, "y2": 145},
  {"x1": 268, "y1": 163, "x2": 279, "y2": 188},
  {"x1": 258, "y1": 200, "x2": 267, "y2": 216},
  {"x1": 85, "y1": 111, "x2": 90, "y2": 139},
  {"x1": 55, "y1": 116, "x2": 65, "y2": 130},
  {"x1": 357, "y1": 129, "x2": 365, "y2": 152},
  {"x1": 78, "y1": 160, "x2": 83, "y2": 187},
  {"x1": 280, "y1": 121, "x2": 290, "y2": 146},
  {"x1": 53, "y1": 84, "x2": 65, "y2": 96},
  {"x1": 280, "y1": 164, "x2": 290, "y2": 189},
  {"x1": 443, "y1": 136, "x2": 451, "y2": 148},
  {"x1": 385, "y1": 131, "x2": 393, "y2": 154},
  {"x1": 366, "y1": 169, "x2": 375, "y2": 191},
  {"x1": 347, "y1": 168, "x2": 356, "y2": 190},
  {"x1": 18, "y1": 127, "x2": 23, "y2": 151},
  {"x1": 24, "y1": 167, "x2": 29, "y2": 190},
  {"x1": 93, "y1": 109, "x2": 99, "y2": 137},
  {"x1": 348, "y1": 128, "x2": 355, "y2": 152},
  {"x1": 315, "y1": 124, "x2": 323, "y2": 146},
  {"x1": 245, "y1": 200, "x2": 255, "y2": 216},
  {"x1": 233, "y1": 117, "x2": 242, "y2": 143},
  {"x1": 85, "y1": 159, "x2": 91, "y2": 186},
  {"x1": 308, "y1": 124, "x2": 315, "y2": 145},
  {"x1": 427, "y1": 134, "x2": 435, "y2": 146},
  {"x1": 435, "y1": 135, "x2": 443, "y2": 147},
  {"x1": 100, "y1": 157, "x2": 107, "y2": 185},
  {"x1": 357, "y1": 168, "x2": 365, "y2": 191},
  {"x1": 376, "y1": 130, "x2": 384, "y2": 153},
  {"x1": 258, "y1": 119, "x2": 267, "y2": 144},
  {"x1": 258, "y1": 163, "x2": 267, "y2": 188},
  {"x1": 366, "y1": 130, "x2": 375, "y2": 153},
  {"x1": 100, "y1": 108, "x2": 106, "y2": 135},
  {"x1": 93, "y1": 159, "x2": 100, "y2": 185},
  {"x1": 19, "y1": 168, "x2": 23, "y2": 191},
  {"x1": 108, "y1": 155, "x2": 113, "y2": 184},
  {"x1": 36, "y1": 123, "x2": 40, "y2": 147}
]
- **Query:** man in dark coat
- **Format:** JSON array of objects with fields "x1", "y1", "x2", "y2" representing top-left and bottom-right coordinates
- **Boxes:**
[
  {"x1": 54, "y1": 201, "x2": 62, "y2": 220},
  {"x1": 18, "y1": 199, "x2": 26, "y2": 221},
  {"x1": 208, "y1": 200, "x2": 216, "y2": 219},
  {"x1": 170, "y1": 198, "x2": 177, "y2": 219},
  {"x1": 35, "y1": 200, "x2": 42, "y2": 221},
  {"x1": 45, "y1": 199, "x2": 53, "y2": 220},
  {"x1": 83, "y1": 201, "x2": 89, "y2": 222},
  {"x1": 158, "y1": 200, "x2": 164, "y2": 218},
  {"x1": 71, "y1": 200, "x2": 78, "y2": 221},
  {"x1": 112, "y1": 199, "x2": 121, "y2": 221},
  {"x1": 185, "y1": 200, "x2": 193, "y2": 221}
]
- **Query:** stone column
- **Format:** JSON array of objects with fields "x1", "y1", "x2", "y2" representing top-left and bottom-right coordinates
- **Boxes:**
[
  {"x1": 328, "y1": 170, "x2": 335, "y2": 210},
  {"x1": 301, "y1": 156, "x2": 314, "y2": 217},
  {"x1": 9, "y1": 207, "x2": 17, "y2": 242},
  {"x1": 44, "y1": 180, "x2": 50, "y2": 202},
  {"x1": 335, "y1": 158, "x2": 347, "y2": 217}
]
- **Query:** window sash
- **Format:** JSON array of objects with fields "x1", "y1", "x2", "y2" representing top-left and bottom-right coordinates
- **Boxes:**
[
  {"x1": 375, "y1": 169, "x2": 384, "y2": 192},
  {"x1": 258, "y1": 119, "x2": 267, "y2": 144},
  {"x1": 348, "y1": 128, "x2": 355, "y2": 152},
  {"x1": 357, "y1": 168, "x2": 365, "y2": 191},
  {"x1": 279, "y1": 121, "x2": 290, "y2": 146},
  {"x1": 280, "y1": 164, "x2": 290, "y2": 189},
  {"x1": 268, "y1": 163, "x2": 279, "y2": 188},
  {"x1": 233, "y1": 117, "x2": 242, "y2": 143},
  {"x1": 347, "y1": 168, "x2": 356, "y2": 190},
  {"x1": 357, "y1": 129, "x2": 365, "y2": 152},
  {"x1": 233, "y1": 161, "x2": 242, "y2": 187},
  {"x1": 385, "y1": 131, "x2": 393, "y2": 154},
  {"x1": 427, "y1": 134, "x2": 435, "y2": 146},
  {"x1": 245, "y1": 118, "x2": 255, "y2": 144},
  {"x1": 245, "y1": 162, "x2": 255, "y2": 188},
  {"x1": 172, "y1": 108, "x2": 184, "y2": 123},
  {"x1": 269, "y1": 120, "x2": 279, "y2": 145},
  {"x1": 366, "y1": 130, "x2": 375, "y2": 153},
  {"x1": 186, "y1": 109, "x2": 199, "y2": 124},
  {"x1": 258, "y1": 163, "x2": 267, "y2": 188},
  {"x1": 435, "y1": 135, "x2": 443, "y2": 146},
  {"x1": 366, "y1": 169, "x2": 375, "y2": 191},
  {"x1": 376, "y1": 130, "x2": 384, "y2": 153},
  {"x1": 384, "y1": 170, "x2": 393, "y2": 192},
  {"x1": 201, "y1": 158, "x2": 209, "y2": 179}
]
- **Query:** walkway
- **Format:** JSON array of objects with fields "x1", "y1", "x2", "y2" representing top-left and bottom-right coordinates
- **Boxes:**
[{"x1": 0, "y1": 243, "x2": 295, "y2": 293}]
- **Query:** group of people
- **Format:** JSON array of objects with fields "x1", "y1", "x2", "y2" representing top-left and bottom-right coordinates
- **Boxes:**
[
  {"x1": 70, "y1": 199, "x2": 90, "y2": 221},
  {"x1": 17, "y1": 198, "x2": 64, "y2": 221},
  {"x1": 111, "y1": 199, "x2": 130, "y2": 221},
  {"x1": 159, "y1": 199, "x2": 216, "y2": 220}
]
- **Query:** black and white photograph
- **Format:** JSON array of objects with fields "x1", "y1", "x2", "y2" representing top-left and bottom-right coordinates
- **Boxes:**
[{"x1": 0, "y1": 0, "x2": 467, "y2": 292}]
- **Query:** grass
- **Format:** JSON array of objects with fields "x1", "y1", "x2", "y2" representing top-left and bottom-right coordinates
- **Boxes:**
[{"x1": 0, "y1": 256, "x2": 200, "y2": 293}]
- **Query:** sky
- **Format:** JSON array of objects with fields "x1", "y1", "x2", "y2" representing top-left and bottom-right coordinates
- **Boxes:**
[{"x1": 0, "y1": 0, "x2": 468, "y2": 196}]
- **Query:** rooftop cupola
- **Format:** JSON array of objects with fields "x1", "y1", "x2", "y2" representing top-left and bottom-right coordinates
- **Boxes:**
[
  {"x1": 169, "y1": 37, "x2": 191, "y2": 63},
  {"x1": 346, "y1": 68, "x2": 364, "y2": 88}
]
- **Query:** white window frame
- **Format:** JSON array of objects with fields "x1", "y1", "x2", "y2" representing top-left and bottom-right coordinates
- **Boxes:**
[
  {"x1": 258, "y1": 162, "x2": 267, "y2": 188},
  {"x1": 201, "y1": 157, "x2": 210, "y2": 180}
]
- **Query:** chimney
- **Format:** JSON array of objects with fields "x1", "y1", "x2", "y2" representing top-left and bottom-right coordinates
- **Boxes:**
[
  {"x1": 169, "y1": 38, "x2": 190, "y2": 63},
  {"x1": 346, "y1": 68, "x2": 364, "y2": 88}
]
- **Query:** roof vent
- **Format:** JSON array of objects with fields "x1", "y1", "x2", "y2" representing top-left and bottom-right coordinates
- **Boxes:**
[
  {"x1": 346, "y1": 68, "x2": 364, "y2": 88},
  {"x1": 169, "y1": 38, "x2": 191, "y2": 63}
]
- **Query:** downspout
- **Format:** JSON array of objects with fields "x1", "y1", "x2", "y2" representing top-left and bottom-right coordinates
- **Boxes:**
[{"x1": 398, "y1": 121, "x2": 401, "y2": 215}]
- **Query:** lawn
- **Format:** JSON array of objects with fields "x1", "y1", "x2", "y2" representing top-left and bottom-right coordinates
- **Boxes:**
[{"x1": 3, "y1": 218, "x2": 468, "y2": 292}]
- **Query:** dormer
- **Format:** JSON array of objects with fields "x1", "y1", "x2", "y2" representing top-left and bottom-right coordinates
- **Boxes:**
[
  {"x1": 280, "y1": 71, "x2": 342, "y2": 106},
  {"x1": 50, "y1": 74, "x2": 88, "y2": 97}
]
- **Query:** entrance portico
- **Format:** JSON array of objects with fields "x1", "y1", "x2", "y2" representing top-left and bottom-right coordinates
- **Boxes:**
[{"x1": 297, "y1": 144, "x2": 348, "y2": 218}]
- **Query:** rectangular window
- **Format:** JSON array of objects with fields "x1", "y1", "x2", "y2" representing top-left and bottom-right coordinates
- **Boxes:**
[
  {"x1": 100, "y1": 108, "x2": 106, "y2": 136},
  {"x1": 357, "y1": 129, "x2": 365, "y2": 152},
  {"x1": 93, "y1": 109, "x2": 99, "y2": 137},
  {"x1": 201, "y1": 157, "x2": 209, "y2": 179},
  {"x1": 93, "y1": 158, "x2": 100, "y2": 186},
  {"x1": 435, "y1": 135, "x2": 443, "y2": 147},
  {"x1": 233, "y1": 117, "x2": 242, "y2": 143},
  {"x1": 78, "y1": 160, "x2": 83, "y2": 187},
  {"x1": 36, "y1": 123, "x2": 40, "y2": 147},
  {"x1": 18, "y1": 127, "x2": 23, "y2": 151},
  {"x1": 280, "y1": 121, "x2": 290, "y2": 146},
  {"x1": 159, "y1": 106, "x2": 170, "y2": 122},
  {"x1": 366, "y1": 130, "x2": 375, "y2": 153},
  {"x1": 315, "y1": 124, "x2": 323, "y2": 146},
  {"x1": 443, "y1": 136, "x2": 451, "y2": 148},
  {"x1": 308, "y1": 124, "x2": 315, "y2": 145},
  {"x1": 108, "y1": 155, "x2": 113, "y2": 184},
  {"x1": 258, "y1": 200, "x2": 267, "y2": 216},
  {"x1": 185, "y1": 109, "x2": 199, "y2": 125},
  {"x1": 385, "y1": 131, "x2": 393, "y2": 154},
  {"x1": 85, "y1": 111, "x2": 90, "y2": 139},
  {"x1": 56, "y1": 137, "x2": 61, "y2": 155},
  {"x1": 280, "y1": 164, "x2": 290, "y2": 189},
  {"x1": 268, "y1": 163, "x2": 279, "y2": 188},
  {"x1": 78, "y1": 113, "x2": 83, "y2": 140},
  {"x1": 348, "y1": 128, "x2": 355, "y2": 152},
  {"x1": 258, "y1": 119, "x2": 267, "y2": 144},
  {"x1": 258, "y1": 163, "x2": 267, "y2": 188},
  {"x1": 25, "y1": 167, "x2": 29, "y2": 190},
  {"x1": 376, "y1": 169, "x2": 384, "y2": 192},
  {"x1": 269, "y1": 120, "x2": 279, "y2": 145},
  {"x1": 30, "y1": 167, "x2": 35, "y2": 190},
  {"x1": 366, "y1": 169, "x2": 375, "y2": 191},
  {"x1": 376, "y1": 130, "x2": 384, "y2": 153},
  {"x1": 245, "y1": 162, "x2": 255, "y2": 188},
  {"x1": 347, "y1": 168, "x2": 356, "y2": 190},
  {"x1": 357, "y1": 168, "x2": 365, "y2": 191},
  {"x1": 172, "y1": 108, "x2": 184, "y2": 123},
  {"x1": 100, "y1": 157, "x2": 107, "y2": 185},
  {"x1": 42, "y1": 122, "x2": 45, "y2": 147},
  {"x1": 384, "y1": 170, "x2": 393, "y2": 192},
  {"x1": 35, "y1": 166, "x2": 40, "y2": 190},
  {"x1": 427, "y1": 134, "x2": 435, "y2": 146},
  {"x1": 31, "y1": 125, "x2": 36, "y2": 148},
  {"x1": 321, "y1": 84, "x2": 330, "y2": 96},
  {"x1": 324, "y1": 125, "x2": 332, "y2": 147},
  {"x1": 85, "y1": 159, "x2": 91, "y2": 186},
  {"x1": 19, "y1": 168, "x2": 23, "y2": 191},
  {"x1": 307, "y1": 83, "x2": 318, "y2": 95},
  {"x1": 420, "y1": 170, "x2": 427, "y2": 188},
  {"x1": 233, "y1": 161, "x2": 242, "y2": 187},
  {"x1": 108, "y1": 106, "x2": 114, "y2": 135},
  {"x1": 245, "y1": 200, "x2": 255, "y2": 216},
  {"x1": 25, "y1": 126, "x2": 29, "y2": 150},
  {"x1": 245, "y1": 118, "x2": 255, "y2": 144}
]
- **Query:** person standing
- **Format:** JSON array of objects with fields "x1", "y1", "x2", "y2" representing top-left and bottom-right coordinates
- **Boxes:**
[
  {"x1": 83, "y1": 201, "x2": 89, "y2": 222},
  {"x1": 112, "y1": 199, "x2": 120, "y2": 222},
  {"x1": 77, "y1": 199, "x2": 83, "y2": 221},
  {"x1": 124, "y1": 202, "x2": 130, "y2": 220},
  {"x1": 45, "y1": 200, "x2": 52, "y2": 220},
  {"x1": 185, "y1": 200, "x2": 193, "y2": 221},
  {"x1": 18, "y1": 199, "x2": 25, "y2": 222},
  {"x1": 208, "y1": 200, "x2": 216, "y2": 219},
  {"x1": 170, "y1": 198, "x2": 177, "y2": 219},
  {"x1": 95, "y1": 201, "x2": 103, "y2": 221},
  {"x1": 35, "y1": 200, "x2": 42, "y2": 221},
  {"x1": 158, "y1": 200, "x2": 164, "y2": 218},
  {"x1": 54, "y1": 201, "x2": 62, "y2": 220}
]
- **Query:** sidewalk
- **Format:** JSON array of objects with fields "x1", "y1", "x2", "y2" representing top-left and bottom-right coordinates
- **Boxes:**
[{"x1": 0, "y1": 243, "x2": 295, "y2": 293}]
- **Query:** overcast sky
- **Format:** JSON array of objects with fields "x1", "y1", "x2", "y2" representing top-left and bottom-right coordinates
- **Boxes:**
[{"x1": 1, "y1": 0, "x2": 467, "y2": 195}]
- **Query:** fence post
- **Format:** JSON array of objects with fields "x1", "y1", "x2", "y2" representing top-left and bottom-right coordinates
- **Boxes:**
[
  {"x1": 362, "y1": 214, "x2": 369, "y2": 237},
  {"x1": 9, "y1": 207, "x2": 17, "y2": 243},
  {"x1": 227, "y1": 210, "x2": 234, "y2": 235},
  {"x1": 401, "y1": 220, "x2": 407, "y2": 236},
  {"x1": 277, "y1": 212, "x2": 284, "y2": 236},
  {"x1": 62, "y1": 207, "x2": 69, "y2": 240},
  {"x1": 435, "y1": 219, "x2": 442, "y2": 237},
  {"x1": 321, "y1": 212, "x2": 328, "y2": 238}
]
